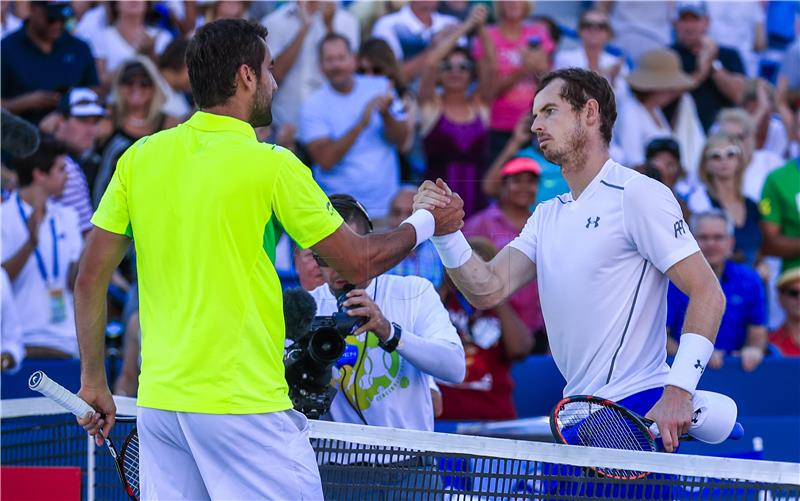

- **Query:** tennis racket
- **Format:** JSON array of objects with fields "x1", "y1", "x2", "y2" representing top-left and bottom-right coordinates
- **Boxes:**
[
  {"x1": 28, "y1": 371, "x2": 140, "y2": 500},
  {"x1": 550, "y1": 395, "x2": 744, "y2": 480}
]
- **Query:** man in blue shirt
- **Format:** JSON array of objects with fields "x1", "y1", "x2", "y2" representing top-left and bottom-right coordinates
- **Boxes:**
[
  {"x1": 667, "y1": 210, "x2": 767, "y2": 371},
  {"x1": 1, "y1": 1, "x2": 98, "y2": 125}
]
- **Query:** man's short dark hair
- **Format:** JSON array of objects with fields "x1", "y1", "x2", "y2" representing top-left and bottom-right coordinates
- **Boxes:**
[
  {"x1": 185, "y1": 19, "x2": 268, "y2": 109},
  {"x1": 318, "y1": 33, "x2": 352, "y2": 58},
  {"x1": 329, "y1": 194, "x2": 373, "y2": 233},
  {"x1": 11, "y1": 134, "x2": 67, "y2": 187},
  {"x1": 538, "y1": 68, "x2": 616, "y2": 145}
]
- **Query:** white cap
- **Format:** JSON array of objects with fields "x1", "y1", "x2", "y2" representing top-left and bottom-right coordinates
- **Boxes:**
[
  {"x1": 688, "y1": 390, "x2": 739, "y2": 444},
  {"x1": 59, "y1": 88, "x2": 106, "y2": 118}
]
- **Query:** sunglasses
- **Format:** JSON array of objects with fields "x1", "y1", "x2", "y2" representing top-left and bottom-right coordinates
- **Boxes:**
[
  {"x1": 440, "y1": 61, "x2": 473, "y2": 73},
  {"x1": 580, "y1": 21, "x2": 609, "y2": 30},
  {"x1": 121, "y1": 79, "x2": 154, "y2": 89},
  {"x1": 312, "y1": 253, "x2": 330, "y2": 268},
  {"x1": 705, "y1": 146, "x2": 740, "y2": 160},
  {"x1": 780, "y1": 288, "x2": 800, "y2": 298},
  {"x1": 357, "y1": 66, "x2": 384, "y2": 76}
]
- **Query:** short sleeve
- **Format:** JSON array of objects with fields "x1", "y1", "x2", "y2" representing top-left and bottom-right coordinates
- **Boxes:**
[
  {"x1": 623, "y1": 177, "x2": 700, "y2": 273},
  {"x1": 91, "y1": 141, "x2": 134, "y2": 238},
  {"x1": 297, "y1": 95, "x2": 333, "y2": 144},
  {"x1": 507, "y1": 207, "x2": 541, "y2": 265},
  {"x1": 411, "y1": 278, "x2": 461, "y2": 345},
  {"x1": 759, "y1": 169, "x2": 783, "y2": 225},
  {"x1": 745, "y1": 270, "x2": 767, "y2": 327},
  {"x1": 271, "y1": 148, "x2": 343, "y2": 249}
]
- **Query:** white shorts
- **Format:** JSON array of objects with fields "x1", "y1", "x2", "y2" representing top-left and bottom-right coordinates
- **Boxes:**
[{"x1": 137, "y1": 407, "x2": 323, "y2": 500}]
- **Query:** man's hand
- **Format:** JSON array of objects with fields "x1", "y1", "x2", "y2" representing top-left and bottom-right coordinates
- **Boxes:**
[
  {"x1": 740, "y1": 346, "x2": 764, "y2": 372},
  {"x1": 374, "y1": 93, "x2": 394, "y2": 117},
  {"x1": 76, "y1": 384, "x2": 116, "y2": 446},
  {"x1": 359, "y1": 98, "x2": 379, "y2": 128},
  {"x1": 20, "y1": 90, "x2": 61, "y2": 110},
  {"x1": 342, "y1": 288, "x2": 391, "y2": 340},
  {"x1": 413, "y1": 179, "x2": 465, "y2": 235},
  {"x1": 465, "y1": 4, "x2": 488, "y2": 30},
  {"x1": 645, "y1": 385, "x2": 693, "y2": 452}
]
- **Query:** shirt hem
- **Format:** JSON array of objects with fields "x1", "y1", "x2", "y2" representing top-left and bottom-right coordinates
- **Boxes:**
[{"x1": 136, "y1": 398, "x2": 293, "y2": 415}]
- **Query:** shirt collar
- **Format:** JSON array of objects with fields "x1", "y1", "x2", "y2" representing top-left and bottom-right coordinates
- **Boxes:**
[{"x1": 184, "y1": 111, "x2": 258, "y2": 140}]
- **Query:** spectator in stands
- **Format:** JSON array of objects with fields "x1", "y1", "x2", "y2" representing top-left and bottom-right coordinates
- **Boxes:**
[
  {"x1": 644, "y1": 137, "x2": 692, "y2": 221},
  {"x1": 357, "y1": 37, "x2": 416, "y2": 155},
  {"x1": 262, "y1": 1, "x2": 359, "y2": 132},
  {"x1": 0, "y1": 1, "x2": 98, "y2": 125},
  {"x1": 197, "y1": 1, "x2": 251, "y2": 24},
  {"x1": 1, "y1": 269, "x2": 25, "y2": 372},
  {"x1": 599, "y1": 1, "x2": 672, "y2": 65},
  {"x1": 706, "y1": 0, "x2": 765, "y2": 78},
  {"x1": 1, "y1": 136, "x2": 83, "y2": 359},
  {"x1": 669, "y1": 0, "x2": 746, "y2": 133},
  {"x1": 438, "y1": 237, "x2": 531, "y2": 420},
  {"x1": 716, "y1": 108, "x2": 786, "y2": 203},
  {"x1": 687, "y1": 133, "x2": 763, "y2": 267},
  {"x1": 770, "y1": 268, "x2": 800, "y2": 356},
  {"x1": 371, "y1": 0, "x2": 459, "y2": 83},
  {"x1": 482, "y1": 113, "x2": 568, "y2": 206},
  {"x1": 158, "y1": 37, "x2": 193, "y2": 120},
  {"x1": 309, "y1": 194, "x2": 463, "y2": 493},
  {"x1": 473, "y1": 0, "x2": 553, "y2": 159},
  {"x1": 298, "y1": 34, "x2": 409, "y2": 220},
  {"x1": 464, "y1": 157, "x2": 544, "y2": 344},
  {"x1": 44, "y1": 88, "x2": 106, "y2": 236},
  {"x1": 777, "y1": 32, "x2": 800, "y2": 111},
  {"x1": 420, "y1": 5, "x2": 491, "y2": 217},
  {"x1": 93, "y1": 57, "x2": 180, "y2": 207},
  {"x1": 667, "y1": 210, "x2": 767, "y2": 371},
  {"x1": 91, "y1": 1, "x2": 173, "y2": 90},
  {"x1": 386, "y1": 186, "x2": 445, "y2": 289},
  {"x1": 759, "y1": 156, "x2": 800, "y2": 274},
  {"x1": 618, "y1": 48, "x2": 702, "y2": 170},
  {"x1": 741, "y1": 79, "x2": 792, "y2": 160},
  {"x1": 554, "y1": 9, "x2": 629, "y2": 96}
]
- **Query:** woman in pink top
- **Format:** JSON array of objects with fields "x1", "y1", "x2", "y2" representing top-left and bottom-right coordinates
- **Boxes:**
[{"x1": 473, "y1": 0, "x2": 554, "y2": 159}]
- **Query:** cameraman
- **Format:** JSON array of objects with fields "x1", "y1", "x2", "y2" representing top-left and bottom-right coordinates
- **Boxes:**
[{"x1": 311, "y1": 195, "x2": 465, "y2": 431}]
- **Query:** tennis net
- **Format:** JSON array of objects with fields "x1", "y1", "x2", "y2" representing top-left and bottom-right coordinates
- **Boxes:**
[{"x1": 2, "y1": 397, "x2": 799, "y2": 500}]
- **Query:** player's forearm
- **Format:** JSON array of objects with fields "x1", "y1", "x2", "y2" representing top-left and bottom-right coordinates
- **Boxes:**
[
  {"x1": 74, "y1": 271, "x2": 112, "y2": 385},
  {"x1": 680, "y1": 279, "x2": 725, "y2": 345},
  {"x1": 340, "y1": 226, "x2": 418, "y2": 284},
  {"x1": 397, "y1": 332, "x2": 465, "y2": 383},
  {"x1": 448, "y1": 253, "x2": 510, "y2": 310}
]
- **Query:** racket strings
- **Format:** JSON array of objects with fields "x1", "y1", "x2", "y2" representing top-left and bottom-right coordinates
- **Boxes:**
[{"x1": 121, "y1": 429, "x2": 140, "y2": 499}]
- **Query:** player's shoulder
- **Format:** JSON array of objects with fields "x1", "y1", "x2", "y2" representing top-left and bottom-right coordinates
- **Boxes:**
[{"x1": 601, "y1": 161, "x2": 674, "y2": 201}]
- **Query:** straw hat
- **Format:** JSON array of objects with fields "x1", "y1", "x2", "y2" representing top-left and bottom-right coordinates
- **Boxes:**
[
  {"x1": 626, "y1": 48, "x2": 695, "y2": 92},
  {"x1": 777, "y1": 268, "x2": 800, "y2": 289}
]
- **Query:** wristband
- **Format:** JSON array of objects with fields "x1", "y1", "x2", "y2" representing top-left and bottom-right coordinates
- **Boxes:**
[
  {"x1": 401, "y1": 210, "x2": 435, "y2": 248},
  {"x1": 431, "y1": 230, "x2": 472, "y2": 269},
  {"x1": 665, "y1": 333, "x2": 714, "y2": 395}
]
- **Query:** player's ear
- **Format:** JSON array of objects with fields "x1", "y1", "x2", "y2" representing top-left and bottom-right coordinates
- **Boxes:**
[{"x1": 584, "y1": 99, "x2": 600, "y2": 128}]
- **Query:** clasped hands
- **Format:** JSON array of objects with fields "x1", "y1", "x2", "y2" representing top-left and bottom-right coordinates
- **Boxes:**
[{"x1": 414, "y1": 178, "x2": 465, "y2": 236}]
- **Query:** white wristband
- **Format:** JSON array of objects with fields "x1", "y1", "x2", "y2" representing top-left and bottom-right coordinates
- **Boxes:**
[
  {"x1": 665, "y1": 333, "x2": 714, "y2": 395},
  {"x1": 401, "y1": 210, "x2": 435, "y2": 248},
  {"x1": 431, "y1": 230, "x2": 472, "y2": 269}
]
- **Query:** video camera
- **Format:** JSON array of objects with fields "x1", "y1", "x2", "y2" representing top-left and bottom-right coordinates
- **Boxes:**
[{"x1": 284, "y1": 286, "x2": 366, "y2": 419}]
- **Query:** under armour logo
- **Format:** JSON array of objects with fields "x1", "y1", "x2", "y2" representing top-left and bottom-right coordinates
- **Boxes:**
[
  {"x1": 674, "y1": 220, "x2": 686, "y2": 238},
  {"x1": 586, "y1": 217, "x2": 600, "y2": 228},
  {"x1": 691, "y1": 408, "x2": 702, "y2": 424},
  {"x1": 694, "y1": 359, "x2": 705, "y2": 374}
]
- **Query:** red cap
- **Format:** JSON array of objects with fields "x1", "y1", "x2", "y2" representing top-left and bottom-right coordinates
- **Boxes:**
[{"x1": 500, "y1": 157, "x2": 541, "y2": 177}]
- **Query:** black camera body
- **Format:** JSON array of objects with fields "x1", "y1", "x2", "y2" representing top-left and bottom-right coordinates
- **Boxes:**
[{"x1": 284, "y1": 288, "x2": 367, "y2": 419}]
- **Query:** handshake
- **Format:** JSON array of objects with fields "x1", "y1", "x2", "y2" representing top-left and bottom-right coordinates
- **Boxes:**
[{"x1": 413, "y1": 178, "x2": 465, "y2": 236}]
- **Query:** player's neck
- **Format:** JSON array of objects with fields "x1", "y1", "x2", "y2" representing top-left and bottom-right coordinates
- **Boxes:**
[{"x1": 563, "y1": 150, "x2": 609, "y2": 200}]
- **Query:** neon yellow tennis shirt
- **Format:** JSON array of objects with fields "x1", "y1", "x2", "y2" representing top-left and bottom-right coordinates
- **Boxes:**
[{"x1": 92, "y1": 111, "x2": 343, "y2": 414}]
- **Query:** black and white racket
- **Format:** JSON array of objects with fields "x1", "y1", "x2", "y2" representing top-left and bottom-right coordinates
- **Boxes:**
[
  {"x1": 28, "y1": 371, "x2": 139, "y2": 500},
  {"x1": 550, "y1": 395, "x2": 744, "y2": 480}
]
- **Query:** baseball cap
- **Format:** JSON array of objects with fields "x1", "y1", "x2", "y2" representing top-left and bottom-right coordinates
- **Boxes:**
[
  {"x1": 58, "y1": 88, "x2": 106, "y2": 118},
  {"x1": 501, "y1": 157, "x2": 541, "y2": 178},
  {"x1": 34, "y1": 1, "x2": 74, "y2": 20},
  {"x1": 777, "y1": 268, "x2": 800, "y2": 289},
  {"x1": 675, "y1": 1, "x2": 708, "y2": 19}
]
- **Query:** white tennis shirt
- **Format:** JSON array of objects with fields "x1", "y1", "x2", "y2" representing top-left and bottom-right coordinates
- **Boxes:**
[{"x1": 509, "y1": 159, "x2": 700, "y2": 401}]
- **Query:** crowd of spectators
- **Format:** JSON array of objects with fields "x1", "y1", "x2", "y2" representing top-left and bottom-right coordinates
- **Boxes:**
[{"x1": 1, "y1": 0, "x2": 799, "y2": 423}]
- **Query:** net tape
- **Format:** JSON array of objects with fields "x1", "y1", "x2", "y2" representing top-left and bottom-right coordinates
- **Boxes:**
[{"x1": 2, "y1": 397, "x2": 798, "y2": 501}]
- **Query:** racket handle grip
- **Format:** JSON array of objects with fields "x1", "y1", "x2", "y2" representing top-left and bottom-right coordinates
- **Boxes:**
[{"x1": 28, "y1": 371, "x2": 94, "y2": 418}]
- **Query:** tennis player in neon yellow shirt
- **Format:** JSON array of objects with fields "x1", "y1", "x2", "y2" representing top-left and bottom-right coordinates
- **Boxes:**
[{"x1": 74, "y1": 19, "x2": 464, "y2": 500}]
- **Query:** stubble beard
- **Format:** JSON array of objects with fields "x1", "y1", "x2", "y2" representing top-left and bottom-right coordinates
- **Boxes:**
[
  {"x1": 543, "y1": 122, "x2": 588, "y2": 174},
  {"x1": 248, "y1": 82, "x2": 273, "y2": 128}
]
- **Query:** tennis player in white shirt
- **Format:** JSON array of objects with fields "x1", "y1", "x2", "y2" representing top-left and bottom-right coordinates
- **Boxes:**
[{"x1": 414, "y1": 68, "x2": 726, "y2": 453}]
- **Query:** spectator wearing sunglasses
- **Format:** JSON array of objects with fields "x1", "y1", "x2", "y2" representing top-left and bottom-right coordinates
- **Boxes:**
[
  {"x1": 667, "y1": 210, "x2": 767, "y2": 372},
  {"x1": 554, "y1": 9, "x2": 629, "y2": 97},
  {"x1": 769, "y1": 269, "x2": 800, "y2": 356},
  {"x1": 687, "y1": 133, "x2": 763, "y2": 267},
  {"x1": 419, "y1": 5, "x2": 492, "y2": 217},
  {"x1": 0, "y1": 1, "x2": 99, "y2": 125}
]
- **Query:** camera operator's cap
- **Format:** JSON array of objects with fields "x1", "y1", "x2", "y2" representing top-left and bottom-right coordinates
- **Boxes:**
[
  {"x1": 646, "y1": 137, "x2": 681, "y2": 161},
  {"x1": 675, "y1": 0, "x2": 708, "y2": 19},
  {"x1": 777, "y1": 268, "x2": 800, "y2": 289},
  {"x1": 58, "y1": 88, "x2": 106, "y2": 118},
  {"x1": 38, "y1": 0, "x2": 74, "y2": 20},
  {"x1": 501, "y1": 157, "x2": 541, "y2": 178}
]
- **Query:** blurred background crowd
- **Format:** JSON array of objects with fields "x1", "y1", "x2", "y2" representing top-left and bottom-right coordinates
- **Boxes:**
[{"x1": 1, "y1": 0, "x2": 799, "y2": 423}]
